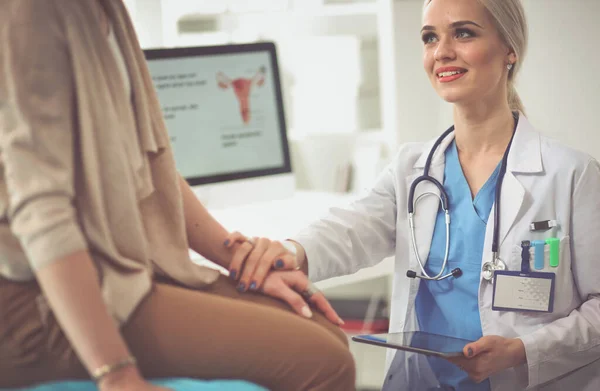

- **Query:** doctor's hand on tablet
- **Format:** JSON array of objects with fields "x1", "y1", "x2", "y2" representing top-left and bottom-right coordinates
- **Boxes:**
[{"x1": 447, "y1": 336, "x2": 527, "y2": 383}]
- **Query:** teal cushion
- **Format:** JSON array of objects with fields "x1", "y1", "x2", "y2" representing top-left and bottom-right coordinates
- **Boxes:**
[{"x1": 3, "y1": 379, "x2": 268, "y2": 391}]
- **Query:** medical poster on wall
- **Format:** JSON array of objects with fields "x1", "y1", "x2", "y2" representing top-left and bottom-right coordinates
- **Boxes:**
[{"x1": 146, "y1": 51, "x2": 285, "y2": 179}]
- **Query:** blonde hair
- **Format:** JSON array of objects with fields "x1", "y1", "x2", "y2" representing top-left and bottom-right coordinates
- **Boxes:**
[{"x1": 424, "y1": 0, "x2": 529, "y2": 113}]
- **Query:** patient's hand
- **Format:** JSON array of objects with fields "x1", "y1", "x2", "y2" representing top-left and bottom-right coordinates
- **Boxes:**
[
  {"x1": 222, "y1": 233, "x2": 343, "y2": 324},
  {"x1": 224, "y1": 232, "x2": 301, "y2": 291},
  {"x1": 261, "y1": 270, "x2": 344, "y2": 326},
  {"x1": 99, "y1": 366, "x2": 173, "y2": 391}
]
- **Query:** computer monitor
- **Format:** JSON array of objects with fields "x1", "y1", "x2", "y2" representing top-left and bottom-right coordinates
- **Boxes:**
[{"x1": 143, "y1": 42, "x2": 294, "y2": 209}]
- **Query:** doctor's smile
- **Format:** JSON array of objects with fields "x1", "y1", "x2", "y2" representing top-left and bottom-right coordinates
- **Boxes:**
[{"x1": 435, "y1": 66, "x2": 468, "y2": 83}]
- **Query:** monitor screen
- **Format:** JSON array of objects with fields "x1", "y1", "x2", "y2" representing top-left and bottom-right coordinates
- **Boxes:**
[{"x1": 143, "y1": 42, "x2": 291, "y2": 186}]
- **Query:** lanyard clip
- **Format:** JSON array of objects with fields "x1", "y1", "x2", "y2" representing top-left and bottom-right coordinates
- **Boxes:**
[{"x1": 520, "y1": 240, "x2": 531, "y2": 273}]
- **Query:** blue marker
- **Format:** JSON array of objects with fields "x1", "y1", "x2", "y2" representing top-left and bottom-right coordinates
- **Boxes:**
[
  {"x1": 531, "y1": 240, "x2": 546, "y2": 270},
  {"x1": 520, "y1": 240, "x2": 531, "y2": 273}
]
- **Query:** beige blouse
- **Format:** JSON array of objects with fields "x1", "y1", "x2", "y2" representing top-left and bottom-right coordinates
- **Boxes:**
[{"x1": 0, "y1": 0, "x2": 219, "y2": 324}]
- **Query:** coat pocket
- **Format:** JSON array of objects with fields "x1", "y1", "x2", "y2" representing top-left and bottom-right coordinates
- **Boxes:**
[{"x1": 506, "y1": 236, "x2": 577, "y2": 320}]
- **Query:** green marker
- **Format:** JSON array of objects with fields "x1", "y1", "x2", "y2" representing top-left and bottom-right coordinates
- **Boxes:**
[{"x1": 545, "y1": 237, "x2": 560, "y2": 267}]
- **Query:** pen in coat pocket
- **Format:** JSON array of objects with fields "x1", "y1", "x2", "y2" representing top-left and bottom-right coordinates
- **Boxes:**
[
  {"x1": 531, "y1": 240, "x2": 546, "y2": 270},
  {"x1": 545, "y1": 237, "x2": 560, "y2": 268}
]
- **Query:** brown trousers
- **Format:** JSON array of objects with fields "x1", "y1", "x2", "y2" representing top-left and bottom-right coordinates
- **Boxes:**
[{"x1": 0, "y1": 275, "x2": 355, "y2": 391}]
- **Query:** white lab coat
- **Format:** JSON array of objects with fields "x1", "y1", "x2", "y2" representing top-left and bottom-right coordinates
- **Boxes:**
[{"x1": 294, "y1": 115, "x2": 600, "y2": 390}]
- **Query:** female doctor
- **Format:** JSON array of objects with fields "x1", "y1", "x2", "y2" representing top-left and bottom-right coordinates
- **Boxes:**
[{"x1": 224, "y1": 0, "x2": 600, "y2": 389}]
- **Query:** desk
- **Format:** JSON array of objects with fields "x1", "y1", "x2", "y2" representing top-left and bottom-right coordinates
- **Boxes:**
[{"x1": 190, "y1": 190, "x2": 394, "y2": 291}]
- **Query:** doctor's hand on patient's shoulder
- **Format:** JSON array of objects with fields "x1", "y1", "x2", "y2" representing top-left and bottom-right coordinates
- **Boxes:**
[
  {"x1": 447, "y1": 336, "x2": 527, "y2": 383},
  {"x1": 223, "y1": 231, "x2": 305, "y2": 291},
  {"x1": 260, "y1": 270, "x2": 344, "y2": 326}
]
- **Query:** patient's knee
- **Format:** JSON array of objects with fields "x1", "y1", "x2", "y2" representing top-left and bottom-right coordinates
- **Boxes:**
[
  {"x1": 312, "y1": 338, "x2": 356, "y2": 390},
  {"x1": 329, "y1": 324, "x2": 349, "y2": 347}
]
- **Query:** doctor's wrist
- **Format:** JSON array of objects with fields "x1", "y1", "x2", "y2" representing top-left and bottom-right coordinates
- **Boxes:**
[
  {"x1": 285, "y1": 240, "x2": 307, "y2": 273},
  {"x1": 508, "y1": 338, "x2": 527, "y2": 367}
]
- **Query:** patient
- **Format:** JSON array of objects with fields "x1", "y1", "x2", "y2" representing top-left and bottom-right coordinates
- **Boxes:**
[{"x1": 0, "y1": 1, "x2": 355, "y2": 390}]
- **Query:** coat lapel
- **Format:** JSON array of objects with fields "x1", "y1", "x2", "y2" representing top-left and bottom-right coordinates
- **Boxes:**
[
  {"x1": 495, "y1": 171, "x2": 525, "y2": 249},
  {"x1": 483, "y1": 114, "x2": 543, "y2": 260}
]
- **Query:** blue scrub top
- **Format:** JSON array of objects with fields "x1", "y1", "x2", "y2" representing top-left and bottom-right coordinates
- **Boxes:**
[{"x1": 415, "y1": 140, "x2": 500, "y2": 391}]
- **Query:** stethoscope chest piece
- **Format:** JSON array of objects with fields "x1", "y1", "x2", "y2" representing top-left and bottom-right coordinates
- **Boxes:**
[{"x1": 482, "y1": 258, "x2": 507, "y2": 282}]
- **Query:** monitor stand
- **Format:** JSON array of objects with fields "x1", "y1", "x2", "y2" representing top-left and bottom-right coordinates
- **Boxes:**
[{"x1": 191, "y1": 173, "x2": 296, "y2": 210}]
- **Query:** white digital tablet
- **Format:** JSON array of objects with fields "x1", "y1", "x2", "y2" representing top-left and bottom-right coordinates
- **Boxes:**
[{"x1": 352, "y1": 331, "x2": 472, "y2": 358}]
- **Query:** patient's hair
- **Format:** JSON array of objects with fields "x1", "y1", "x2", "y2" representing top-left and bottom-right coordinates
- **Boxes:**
[{"x1": 424, "y1": 0, "x2": 529, "y2": 113}]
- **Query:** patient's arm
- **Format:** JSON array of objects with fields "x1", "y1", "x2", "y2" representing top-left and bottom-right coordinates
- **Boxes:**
[{"x1": 178, "y1": 175, "x2": 246, "y2": 269}]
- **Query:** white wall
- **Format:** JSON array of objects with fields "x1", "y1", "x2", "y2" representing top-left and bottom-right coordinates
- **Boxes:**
[
  {"x1": 391, "y1": 0, "x2": 446, "y2": 144},
  {"x1": 127, "y1": 0, "x2": 164, "y2": 48},
  {"x1": 391, "y1": 0, "x2": 600, "y2": 159},
  {"x1": 519, "y1": 0, "x2": 600, "y2": 159},
  {"x1": 122, "y1": 0, "x2": 136, "y2": 16}
]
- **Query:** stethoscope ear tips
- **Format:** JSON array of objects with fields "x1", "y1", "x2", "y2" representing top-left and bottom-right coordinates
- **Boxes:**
[
  {"x1": 451, "y1": 268, "x2": 463, "y2": 278},
  {"x1": 406, "y1": 270, "x2": 417, "y2": 279}
]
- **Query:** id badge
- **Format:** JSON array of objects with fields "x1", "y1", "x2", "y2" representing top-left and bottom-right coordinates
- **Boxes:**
[{"x1": 492, "y1": 271, "x2": 555, "y2": 313}]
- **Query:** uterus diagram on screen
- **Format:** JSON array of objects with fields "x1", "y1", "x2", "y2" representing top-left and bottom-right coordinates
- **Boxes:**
[{"x1": 217, "y1": 66, "x2": 266, "y2": 124}]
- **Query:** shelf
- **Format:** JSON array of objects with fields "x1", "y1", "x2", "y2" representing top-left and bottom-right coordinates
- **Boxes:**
[
  {"x1": 287, "y1": 128, "x2": 386, "y2": 142},
  {"x1": 224, "y1": 3, "x2": 377, "y2": 17},
  {"x1": 304, "y1": 3, "x2": 378, "y2": 16},
  {"x1": 172, "y1": 2, "x2": 377, "y2": 20}
]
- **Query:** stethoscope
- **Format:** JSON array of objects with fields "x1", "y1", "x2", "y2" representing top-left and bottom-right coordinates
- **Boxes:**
[{"x1": 406, "y1": 113, "x2": 519, "y2": 282}]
